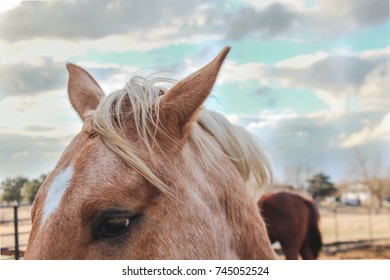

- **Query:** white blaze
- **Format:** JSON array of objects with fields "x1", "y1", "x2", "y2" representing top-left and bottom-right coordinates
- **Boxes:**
[{"x1": 41, "y1": 165, "x2": 74, "y2": 225}]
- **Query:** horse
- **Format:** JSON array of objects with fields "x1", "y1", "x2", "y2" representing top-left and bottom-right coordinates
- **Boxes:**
[
  {"x1": 258, "y1": 192, "x2": 322, "y2": 260},
  {"x1": 24, "y1": 47, "x2": 276, "y2": 259}
]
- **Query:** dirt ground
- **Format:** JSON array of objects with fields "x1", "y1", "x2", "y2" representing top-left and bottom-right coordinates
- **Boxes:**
[{"x1": 319, "y1": 246, "x2": 390, "y2": 259}]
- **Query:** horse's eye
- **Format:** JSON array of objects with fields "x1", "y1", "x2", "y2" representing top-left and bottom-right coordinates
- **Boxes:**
[{"x1": 93, "y1": 213, "x2": 141, "y2": 240}]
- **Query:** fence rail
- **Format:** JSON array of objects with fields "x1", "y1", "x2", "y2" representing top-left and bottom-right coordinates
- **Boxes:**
[
  {"x1": 0, "y1": 203, "x2": 32, "y2": 260},
  {"x1": 323, "y1": 238, "x2": 390, "y2": 254},
  {"x1": 1, "y1": 204, "x2": 390, "y2": 259}
]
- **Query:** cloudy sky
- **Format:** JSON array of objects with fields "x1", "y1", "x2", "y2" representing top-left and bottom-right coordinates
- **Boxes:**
[{"x1": 0, "y1": 0, "x2": 389, "y2": 185}]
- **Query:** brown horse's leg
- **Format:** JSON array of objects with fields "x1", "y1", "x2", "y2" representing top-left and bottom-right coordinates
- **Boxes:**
[
  {"x1": 281, "y1": 242, "x2": 300, "y2": 260},
  {"x1": 300, "y1": 238, "x2": 315, "y2": 260}
]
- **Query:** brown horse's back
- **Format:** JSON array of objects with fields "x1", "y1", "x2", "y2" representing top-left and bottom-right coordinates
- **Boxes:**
[{"x1": 258, "y1": 192, "x2": 322, "y2": 260}]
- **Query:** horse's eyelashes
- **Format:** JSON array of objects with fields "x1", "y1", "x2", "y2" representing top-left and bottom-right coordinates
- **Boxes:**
[
  {"x1": 92, "y1": 212, "x2": 142, "y2": 240},
  {"x1": 101, "y1": 217, "x2": 129, "y2": 234}
]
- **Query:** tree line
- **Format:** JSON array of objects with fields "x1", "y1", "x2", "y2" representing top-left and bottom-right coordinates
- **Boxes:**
[
  {"x1": 0, "y1": 174, "x2": 47, "y2": 204},
  {"x1": 0, "y1": 171, "x2": 336, "y2": 205},
  {"x1": 285, "y1": 152, "x2": 390, "y2": 210},
  {"x1": 0, "y1": 160, "x2": 388, "y2": 208}
]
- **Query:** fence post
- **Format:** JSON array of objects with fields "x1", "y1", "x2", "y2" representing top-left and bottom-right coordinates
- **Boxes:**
[
  {"x1": 13, "y1": 205, "x2": 20, "y2": 260},
  {"x1": 333, "y1": 205, "x2": 340, "y2": 251},
  {"x1": 387, "y1": 207, "x2": 390, "y2": 240},
  {"x1": 367, "y1": 207, "x2": 374, "y2": 247}
]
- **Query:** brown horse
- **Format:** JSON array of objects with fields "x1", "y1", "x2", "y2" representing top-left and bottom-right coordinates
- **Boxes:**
[
  {"x1": 258, "y1": 192, "x2": 322, "y2": 260},
  {"x1": 24, "y1": 47, "x2": 276, "y2": 259}
]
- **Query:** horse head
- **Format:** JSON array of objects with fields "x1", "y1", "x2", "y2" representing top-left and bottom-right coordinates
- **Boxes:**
[{"x1": 24, "y1": 47, "x2": 275, "y2": 259}]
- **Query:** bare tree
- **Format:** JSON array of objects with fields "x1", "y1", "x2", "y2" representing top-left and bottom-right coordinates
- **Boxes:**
[
  {"x1": 352, "y1": 149, "x2": 390, "y2": 210},
  {"x1": 284, "y1": 163, "x2": 314, "y2": 190}
]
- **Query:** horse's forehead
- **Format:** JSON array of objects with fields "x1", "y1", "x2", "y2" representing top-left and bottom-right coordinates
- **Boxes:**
[
  {"x1": 41, "y1": 165, "x2": 74, "y2": 225},
  {"x1": 37, "y1": 132, "x2": 89, "y2": 226},
  {"x1": 37, "y1": 131, "x2": 131, "y2": 226}
]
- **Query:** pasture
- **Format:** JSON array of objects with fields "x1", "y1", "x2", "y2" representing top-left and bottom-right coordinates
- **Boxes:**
[
  {"x1": 1, "y1": 204, "x2": 390, "y2": 259},
  {"x1": 319, "y1": 206, "x2": 390, "y2": 243}
]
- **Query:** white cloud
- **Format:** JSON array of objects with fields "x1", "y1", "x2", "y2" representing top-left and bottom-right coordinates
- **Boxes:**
[
  {"x1": 0, "y1": 0, "x2": 21, "y2": 13},
  {"x1": 275, "y1": 51, "x2": 328, "y2": 69},
  {"x1": 0, "y1": 58, "x2": 125, "y2": 99},
  {"x1": 224, "y1": 2, "x2": 298, "y2": 40},
  {"x1": 0, "y1": 0, "x2": 209, "y2": 42},
  {"x1": 340, "y1": 112, "x2": 390, "y2": 148},
  {"x1": 228, "y1": 0, "x2": 388, "y2": 39},
  {"x1": 0, "y1": 58, "x2": 67, "y2": 98},
  {"x1": 0, "y1": 132, "x2": 71, "y2": 181},
  {"x1": 357, "y1": 63, "x2": 390, "y2": 110},
  {"x1": 246, "y1": 111, "x2": 299, "y2": 131},
  {"x1": 232, "y1": 110, "x2": 390, "y2": 182},
  {"x1": 314, "y1": 89, "x2": 349, "y2": 115},
  {"x1": 0, "y1": 91, "x2": 81, "y2": 137},
  {"x1": 0, "y1": 31, "x2": 187, "y2": 64},
  {"x1": 1, "y1": 0, "x2": 385, "y2": 47},
  {"x1": 218, "y1": 61, "x2": 269, "y2": 84},
  {"x1": 221, "y1": 48, "x2": 389, "y2": 114},
  {"x1": 241, "y1": 0, "x2": 308, "y2": 11},
  {"x1": 301, "y1": 0, "x2": 388, "y2": 36}
]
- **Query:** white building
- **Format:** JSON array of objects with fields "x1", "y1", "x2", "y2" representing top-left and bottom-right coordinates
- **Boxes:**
[{"x1": 339, "y1": 182, "x2": 371, "y2": 205}]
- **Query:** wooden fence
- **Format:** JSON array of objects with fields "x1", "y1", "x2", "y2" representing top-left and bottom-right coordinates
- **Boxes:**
[
  {"x1": 1, "y1": 204, "x2": 390, "y2": 259},
  {"x1": 0, "y1": 204, "x2": 32, "y2": 260}
]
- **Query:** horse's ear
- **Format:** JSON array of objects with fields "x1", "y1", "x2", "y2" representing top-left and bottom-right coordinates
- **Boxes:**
[
  {"x1": 160, "y1": 46, "x2": 230, "y2": 139},
  {"x1": 66, "y1": 63, "x2": 105, "y2": 121}
]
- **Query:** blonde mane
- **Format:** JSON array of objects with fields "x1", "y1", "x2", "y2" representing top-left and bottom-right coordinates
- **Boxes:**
[{"x1": 92, "y1": 76, "x2": 271, "y2": 200}]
